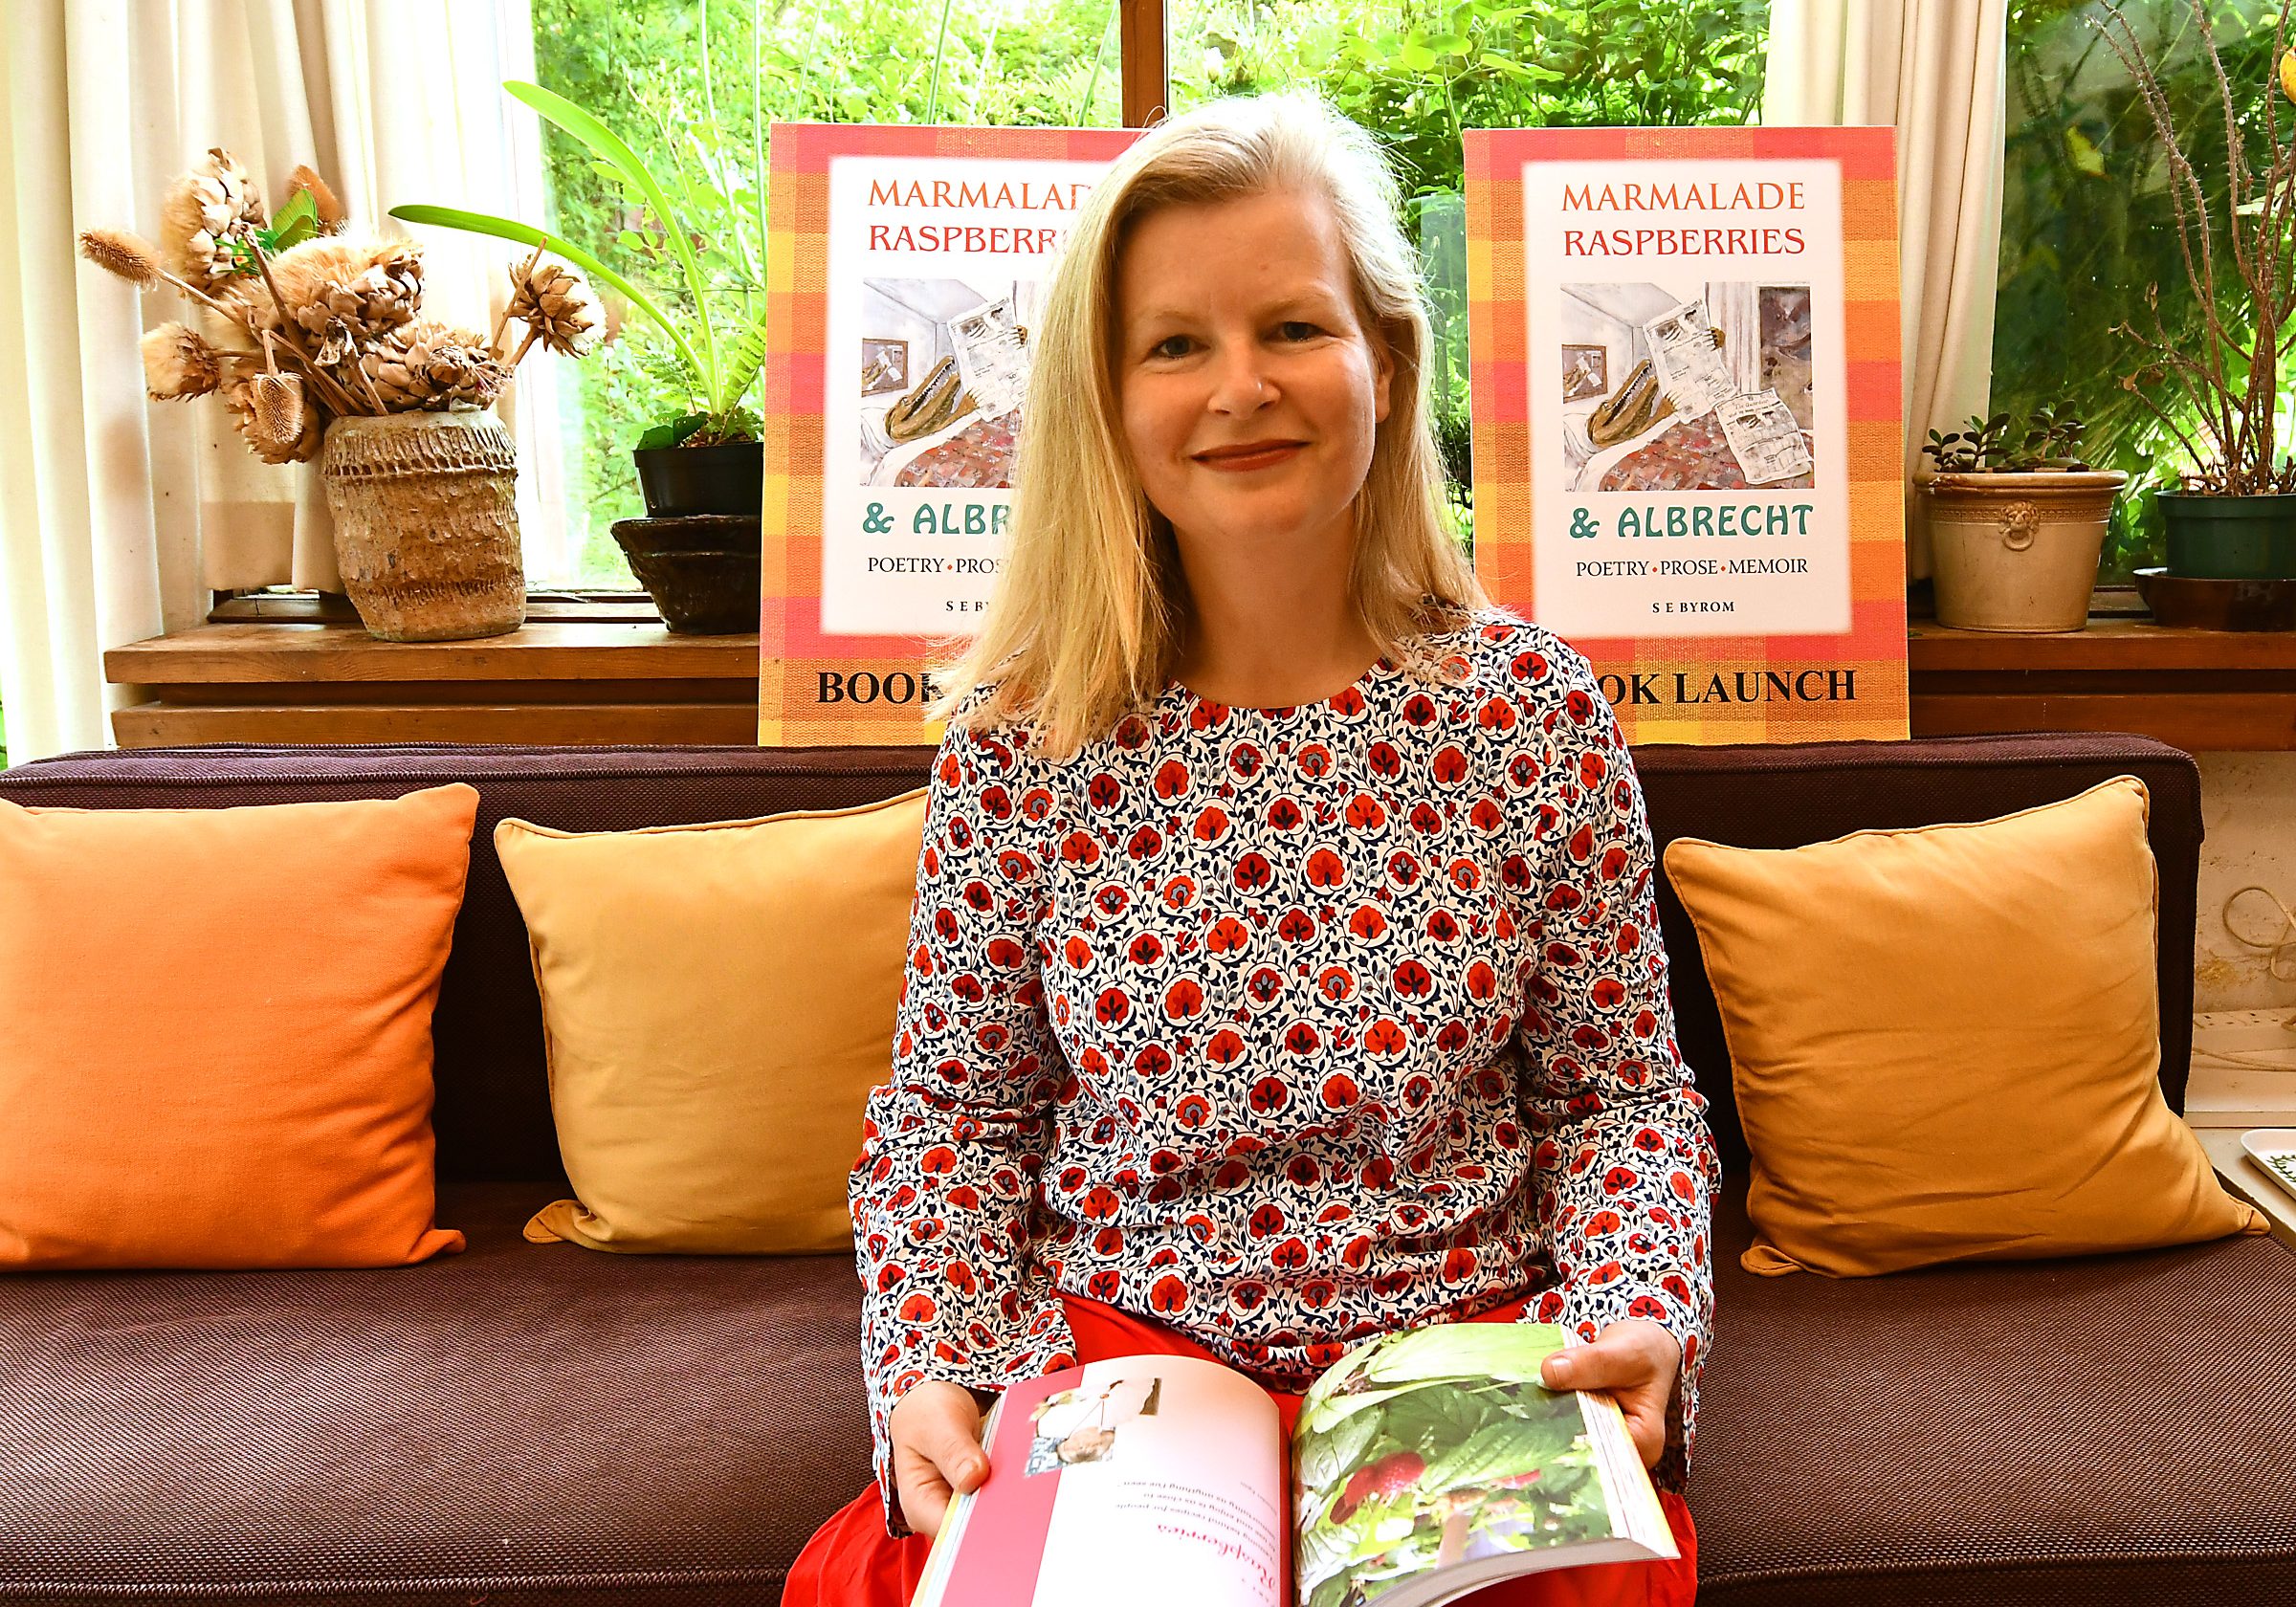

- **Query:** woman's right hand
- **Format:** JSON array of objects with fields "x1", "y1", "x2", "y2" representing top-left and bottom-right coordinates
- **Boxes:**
[{"x1": 888, "y1": 1380, "x2": 989, "y2": 1537}]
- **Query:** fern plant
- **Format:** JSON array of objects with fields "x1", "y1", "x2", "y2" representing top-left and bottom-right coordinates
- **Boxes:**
[{"x1": 392, "y1": 78, "x2": 766, "y2": 446}]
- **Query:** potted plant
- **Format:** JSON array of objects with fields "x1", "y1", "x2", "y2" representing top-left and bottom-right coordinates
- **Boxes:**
[
  {"x1": 80, "y1": 151, "x2": 605, "y2": 643},
  {"x1": 2095, "y1": 2, "x2": 2296, "y2": 583},
  {"x1": 1917, "y1": 408, "x2": 2129, "y2": 632},
  {"x1": 392, "y1": 81, "x2": 764, "y2": 519}
]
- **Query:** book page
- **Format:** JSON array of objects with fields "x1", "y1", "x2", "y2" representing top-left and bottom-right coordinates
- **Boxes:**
[
  {"x1": 1290, "y1": 1324, "x2": 1676, "y2": 1607},
  {"x1": 916, "y1": 1354, "x2": 1284, "y2": 1607},
  {"x1": 948, "y1": 293, "x2": 1030, "y2": 417},
  {"x1": 1640, "y1": 297, "x2": 1734, "y2": 416},
  {"x1": 1714, "y1": 387, "x2": 1813, "y2": 485}
]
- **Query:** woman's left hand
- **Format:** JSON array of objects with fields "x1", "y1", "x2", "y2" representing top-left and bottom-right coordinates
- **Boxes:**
[{"x1": 1537, "y1": 1318, "x2": 1681, "y2": 1469}]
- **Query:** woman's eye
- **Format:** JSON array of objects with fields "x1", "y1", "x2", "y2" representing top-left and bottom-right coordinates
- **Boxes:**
[
  {"x1": 1150, "y1": 335, "x2": 1192, "y2": 360},
  {"x1": 1278, "y1": 321, "x2": 1321, "y2": 341}
]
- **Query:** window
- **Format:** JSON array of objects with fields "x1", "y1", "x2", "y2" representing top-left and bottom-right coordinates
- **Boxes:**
[
  {"x1": 530, "y1": 0, "x2": 1126, "y2": 590},
  {"x1": 1993, "y1": 0, "x2": 2285, "y2": 583},
  {"x1": 526, "y1": 0, "x2": 1771, "y2": 590}
]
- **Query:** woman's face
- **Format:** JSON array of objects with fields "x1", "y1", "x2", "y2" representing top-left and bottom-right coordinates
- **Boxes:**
[{"x1": 1112, "y1": 187, "x2": 1394, "y2": 573}]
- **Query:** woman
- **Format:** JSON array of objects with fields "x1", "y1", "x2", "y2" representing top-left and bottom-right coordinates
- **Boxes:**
[{"x1": 786, "y1": 90, "x2": 1718, "y2": 1607}]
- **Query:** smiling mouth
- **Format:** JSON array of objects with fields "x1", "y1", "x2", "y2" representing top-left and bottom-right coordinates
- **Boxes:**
[{"x1": 1194, "y1": 441, "x2": 1307, "y2": 470}]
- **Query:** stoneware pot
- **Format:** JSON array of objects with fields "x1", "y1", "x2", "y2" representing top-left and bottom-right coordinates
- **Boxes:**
[
  {"x1": 609, "y1": 515, "x2": 762, "y2": 634},
  {"x1": 633, "y1": 441, "x2": 762, "y2": 517},
  {"x1": 1920, "y1": 470, "x2": 2128, "y2": 632},
  {"x1": 2132, "y1": 567, "x2": 2296, "y2": 631},
  {"x1": 321, "y1": 410, "x2": 526, "y2": 643},
  {"x1": 2157, "y1": 491, "x2": 2296, "y2": 580}
]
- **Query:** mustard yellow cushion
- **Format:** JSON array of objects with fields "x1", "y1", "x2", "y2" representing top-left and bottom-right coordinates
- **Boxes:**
[
  {"x1": 1664, "y1": 776, "x2": 2266, "y2": 1277},
  {"x1": 496, "y1": 788, "x2": 929, "y2": 1254}
]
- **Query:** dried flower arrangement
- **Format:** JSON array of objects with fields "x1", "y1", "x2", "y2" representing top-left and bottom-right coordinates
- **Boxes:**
[{"x1": 78, "y1": 148, "x2": 607, "y2": 465}]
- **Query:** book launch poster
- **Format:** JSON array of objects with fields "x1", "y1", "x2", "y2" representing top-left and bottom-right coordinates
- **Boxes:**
[
  {"x1": 758, "y1": 122, "x2": 1142, "y2": 745},
  {"x1": 1464, "y1": 126, "x2": 1908, "y2": 743}
]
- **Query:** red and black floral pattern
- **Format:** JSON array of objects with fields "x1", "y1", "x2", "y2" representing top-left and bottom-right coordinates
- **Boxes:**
[{"x1": 851, "y1": 606, "x2": 1720, "y2": 1533}]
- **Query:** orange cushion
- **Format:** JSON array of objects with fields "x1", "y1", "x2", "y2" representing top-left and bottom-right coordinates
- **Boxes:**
[
  {"x1": 1664, "y1": 777, "x2": 2267, "y2": 1277},
  {"x1": 0, "y1": 783, "x2": 479, "y2": 1269}
]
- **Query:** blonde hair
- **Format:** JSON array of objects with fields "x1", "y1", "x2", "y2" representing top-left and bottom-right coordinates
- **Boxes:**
[{"x1": 922, "y1": 88, "x2": 1486, "y2": 762}]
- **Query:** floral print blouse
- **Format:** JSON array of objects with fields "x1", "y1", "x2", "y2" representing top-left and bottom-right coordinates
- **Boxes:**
[{"x1": 850, "y1": 605, "x2": 1721, "y2": 1533}]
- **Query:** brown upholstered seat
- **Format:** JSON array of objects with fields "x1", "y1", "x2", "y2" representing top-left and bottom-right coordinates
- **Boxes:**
[
  {"x1": 0, "y1": 1183, "x2": 872, "y2": 1607},
  {"x1": 1690, "y1": 1189, "x2": 2296, "y2": 1605},
  {"x1": 3, "y1": 733, "x2": 2291, "y2": 1604}
]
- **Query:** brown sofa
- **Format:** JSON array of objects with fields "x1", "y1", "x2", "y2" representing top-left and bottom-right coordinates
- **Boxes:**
[{"x1": 2, "y1": 732, "x2": 2292, "y2": 1606}]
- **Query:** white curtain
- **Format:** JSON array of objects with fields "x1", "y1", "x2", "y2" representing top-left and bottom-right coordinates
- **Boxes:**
[
  {"x1": 0, "y1": 0, "x2": 555, "y2": 767},
  {"x1": 1763, "y1": 0, "x2": 2009, "y2": 580}
]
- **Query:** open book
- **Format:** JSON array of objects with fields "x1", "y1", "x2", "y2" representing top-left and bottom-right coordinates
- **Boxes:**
[{"x1": 912, "y1": 1322, "x2": 1676, "y2": 1607}]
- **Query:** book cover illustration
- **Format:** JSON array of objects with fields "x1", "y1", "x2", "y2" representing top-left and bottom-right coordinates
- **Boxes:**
[
  {"x1": 857, "y1": 279, "x2": 1039, "y2": 489},
  {"x1": 1567, "y1": 284, "x2": 1816, "y2": 493}
]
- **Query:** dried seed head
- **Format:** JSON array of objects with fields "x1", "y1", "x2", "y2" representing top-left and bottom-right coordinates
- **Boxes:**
[
  {"x1": 79, "y1": 229, "x2": 165, "y2": 289},
  {"x1": 224, "y1": 376, "x2": 324, "y2": 463},
  {"x1": 250, "y1": 372, "x2": 305, "y2": 446},
  {"x1": 251, "y1": 235, "x2": 424, "y2": 344},
  {"x1": 337, "y1": 319, "x2": 508, "y2": 412},
  {"x1": 141, "y1": 322, "x2": 225, "y2": 399},
  {"x1": 201, "y1": 147, "x2": 266, "y2": 227},
  {"x1": 508, "y1": 260, "x2": 606, "y2": 358},
  {"x1": 160, "y1": 148, "x2": 265, "y2": 289},
  {"x1": 286, "y1": 165, "x2": 346, "y2": 231}
]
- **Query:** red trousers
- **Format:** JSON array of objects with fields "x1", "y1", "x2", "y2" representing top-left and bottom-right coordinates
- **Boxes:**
[{"x1": 784, "y1": 1297, "x2": 1698, "y2": 1607}]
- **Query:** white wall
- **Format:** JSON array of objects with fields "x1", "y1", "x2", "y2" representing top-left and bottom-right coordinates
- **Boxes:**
[{"x1": 2196, "y1": 753, "x2": 2296, "y2": 1012}]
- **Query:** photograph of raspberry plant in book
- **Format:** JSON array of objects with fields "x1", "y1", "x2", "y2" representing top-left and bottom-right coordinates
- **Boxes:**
[{"x1": 1293, "y1": 1325, "x2": 1620, "y2": 1607}]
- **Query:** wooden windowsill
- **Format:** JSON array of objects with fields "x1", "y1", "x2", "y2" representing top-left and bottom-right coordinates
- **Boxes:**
[
  {"x1": 105, "y1": 619, "x2": 761, "y2": 746},
  {"x1": 1910, "y1": 618, "x2": 2296, "y2": 672},
  {"x1": 101, "y1": 615, "x2": 2296, "y2": 751},
  {"x1": 1909, "y1": 619, "x2": 2296, "y2": 750}
]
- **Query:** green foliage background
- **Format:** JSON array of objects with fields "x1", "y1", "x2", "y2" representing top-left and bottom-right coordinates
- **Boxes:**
[
  {"x1": 530, "y1": 0, "x2": 1770, "y2": 586},
  {"x1": 1993, "y1": 0, "x2": 2294, "y2": 581}
]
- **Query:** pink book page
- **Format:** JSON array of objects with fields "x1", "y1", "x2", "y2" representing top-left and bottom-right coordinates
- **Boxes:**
[{"x1": 916, "y1": 1354, "x2": 1284, "y2": 1607}]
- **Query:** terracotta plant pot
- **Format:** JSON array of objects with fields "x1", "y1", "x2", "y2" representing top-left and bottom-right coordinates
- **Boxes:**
[
  {"x1": 321, "y1": 411, "x2": 526, "y2": 643},
  {"x1": 1920, "y1": 470, "x2": 2127, "y2": 633}
]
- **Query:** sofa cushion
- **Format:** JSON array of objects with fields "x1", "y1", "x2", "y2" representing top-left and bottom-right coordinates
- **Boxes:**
[
  {"x1": 0, "y1": 1182, "x2": 873, "y2": 1607},
  {"x1": 0, "y1": 782, "x2": 477, "y2": 1270},
  {"x1": 1665, "y1": 776, "x2": 2263, "y2": 1277},
  {"x1": 497, "y1": 787, "x2": 929, "y2": 1255},
  {"x1": 1687, "y1": 1189, "x2": 2296, "y2": 1605}
]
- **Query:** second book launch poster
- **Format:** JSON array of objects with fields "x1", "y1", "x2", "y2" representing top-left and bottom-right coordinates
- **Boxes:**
[{"x1": 1465, "y1": 126, "x2": 1908, "y2": 743}]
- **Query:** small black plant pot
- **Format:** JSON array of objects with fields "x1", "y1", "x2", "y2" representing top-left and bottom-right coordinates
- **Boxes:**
[
  {"x1": 610, "y1": 516, "x2": 762, "y2": 634},
  {"x1": 632, "y1": 441, "x2": 762, "y2": 517}
]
